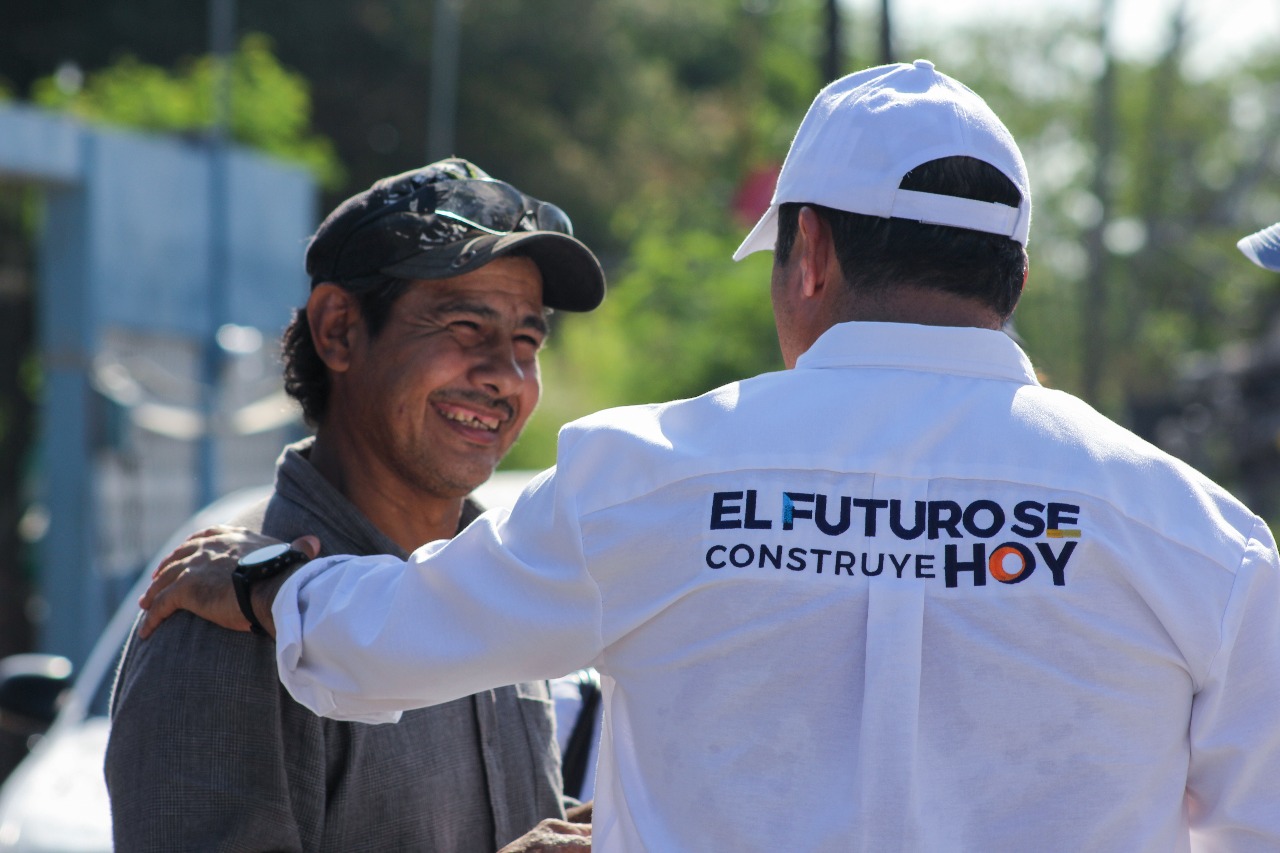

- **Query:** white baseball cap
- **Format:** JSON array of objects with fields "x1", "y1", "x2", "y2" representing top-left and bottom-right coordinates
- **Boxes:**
[
  {"x1": 733, "y1": 59, "x2": 1032, "y2": 260},
  {"x1": 1238, "y1": 222, "x2": 1280, "y2": 271}
]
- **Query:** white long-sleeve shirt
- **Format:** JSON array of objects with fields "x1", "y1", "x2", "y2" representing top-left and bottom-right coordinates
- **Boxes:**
[{"x1": 274, "y1": 321, "x2": 1280, "y2": 852}]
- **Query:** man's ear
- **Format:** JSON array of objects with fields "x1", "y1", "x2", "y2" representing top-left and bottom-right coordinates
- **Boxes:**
[
  {"x1": 796, "y1": 206, "x2": 835, "y2": 301},
  {"x1": 306, "y1": 284, "x2": 362, "y2": 373}
]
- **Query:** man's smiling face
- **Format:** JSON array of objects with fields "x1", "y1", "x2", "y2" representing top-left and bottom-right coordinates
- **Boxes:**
[{"x1": 343, "y1": 255, "x2": 546, "y2": 499}]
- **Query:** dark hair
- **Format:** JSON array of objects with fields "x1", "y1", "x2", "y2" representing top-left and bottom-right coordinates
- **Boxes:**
[
  {"x1": 774, "y1": 156, "x2": 1028, "y2": 320},
  {"x1": 281, "y1": 275, "x2": 413, "y2": 426}
]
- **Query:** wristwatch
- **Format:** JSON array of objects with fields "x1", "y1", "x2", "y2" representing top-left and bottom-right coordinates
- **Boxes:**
[{"x1": 233, "y1": 543, "x2": 309, "y2": 636}]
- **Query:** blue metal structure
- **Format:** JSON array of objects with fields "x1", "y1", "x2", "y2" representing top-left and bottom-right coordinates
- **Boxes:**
[{"x1": 0, "y1": 104, "x2": 317, "y2": 663}]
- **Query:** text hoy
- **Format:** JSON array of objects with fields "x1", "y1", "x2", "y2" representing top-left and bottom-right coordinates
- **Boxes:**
[
  {"x1": 705, "y1": 540, "x2": 1077, "y2": 587},
  {"x1": 709, "y1": 490, "x2": 1082, "y2": 541}
]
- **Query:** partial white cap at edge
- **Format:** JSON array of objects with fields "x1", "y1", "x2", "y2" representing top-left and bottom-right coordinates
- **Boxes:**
[
  {"x1": 733, "y1": 206, "x2": 780, "y2": 261},
  {"x1": 1238, "y1": 222, "x2": 1280, "y2": 272}
]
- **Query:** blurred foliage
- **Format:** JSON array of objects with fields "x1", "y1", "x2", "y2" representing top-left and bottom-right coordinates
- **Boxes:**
[
  {"x1": 4, "y1": 1, "x2": 1280, "y2": 498},
  {"x1": 30, "y1": 34, "x2": 342, "y2": 187},
  {"x1": 446, "y1": 0, "x2": 823, "y2": 262}
]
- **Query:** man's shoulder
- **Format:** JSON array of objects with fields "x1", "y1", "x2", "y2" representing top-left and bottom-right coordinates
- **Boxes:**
[
  {"x1": 114, "y1": 609, "x2": 278, "y2": 705},
  {"x1": 238, "y1": 487, "x2": 326, "y2": 545},
  {"x1": 227, "y1": 493, "x2": 272, "y2": 535},
  {"x1": 1016, "y1": 385, "x2": 1265, "y2": 551},
  {"x1": 1021, "y1": 385, "x2": 1226, "y2": 491},
  {"x1": 559, "y1": 378, "x2": 753, "y2": 449}
]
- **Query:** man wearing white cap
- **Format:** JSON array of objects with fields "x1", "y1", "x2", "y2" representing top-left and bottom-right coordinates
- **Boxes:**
[{"x1": 141, "y1": 61, "x2": 1280, "y2": 851}]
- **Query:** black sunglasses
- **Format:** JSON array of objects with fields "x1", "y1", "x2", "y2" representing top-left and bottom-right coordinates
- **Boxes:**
[{"x1": 430, "y1": 178, "x2": 575, "y2": 237}]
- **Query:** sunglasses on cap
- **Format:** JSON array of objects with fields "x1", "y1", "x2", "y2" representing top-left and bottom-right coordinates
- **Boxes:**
[
  {"x1": 431, "y1": 178, "x2": 576, "y2": 238},
  {"x1": 341, "y1": 174, "x2": 576, "y2": 245}
]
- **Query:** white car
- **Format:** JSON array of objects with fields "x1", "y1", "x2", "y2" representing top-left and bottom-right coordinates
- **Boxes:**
[{"x1": 0, "y1": 471, "x2": 598, "y2": 852}]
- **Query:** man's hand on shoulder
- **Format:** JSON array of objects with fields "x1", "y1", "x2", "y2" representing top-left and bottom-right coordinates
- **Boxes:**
[
  {"x1": 138, "y1": 526, "x2": 320, "y2": 639},
  {"x1": 498, "y1": 818, "x2": 591, "y2": 852}
]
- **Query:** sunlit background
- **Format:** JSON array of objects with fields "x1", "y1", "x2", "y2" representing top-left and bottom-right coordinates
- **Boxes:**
[
  {"x1": 1, "y1": 0, "x2": 1278, "y2": 784},
  {"x1": 881, "y1": 0, "x2": 1279, "y2": 74}
]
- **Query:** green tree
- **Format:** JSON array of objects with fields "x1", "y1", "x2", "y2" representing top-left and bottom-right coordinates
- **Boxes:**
[{"x1": 31, "y1": 33, "x2": 342, "y2": 187}]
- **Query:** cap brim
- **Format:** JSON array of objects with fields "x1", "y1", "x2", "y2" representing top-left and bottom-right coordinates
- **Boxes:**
[
  {"x1": 733, "y1": 206, "x2": 779, "y2": 261},
  {"x1": 1238, "y1": 223, "x2": 1280, "y2": 272},
  {"x1": 381, "y1": 231, "x2": 605, "y2": 312}
]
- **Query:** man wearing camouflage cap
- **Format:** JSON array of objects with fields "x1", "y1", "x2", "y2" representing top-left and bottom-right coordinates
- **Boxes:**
[{"x1": 106, "y1": 158, "x2": 601, "y2": 852}]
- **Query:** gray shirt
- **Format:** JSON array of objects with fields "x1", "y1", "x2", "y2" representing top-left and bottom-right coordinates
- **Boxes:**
[{"x1": 105, "y1": 438, "x2": 564, "y2": 852}]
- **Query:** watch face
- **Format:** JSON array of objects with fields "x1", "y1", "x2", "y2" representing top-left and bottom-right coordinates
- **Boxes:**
[{"x1": 241, "y1": 542, "x2": 294, "y2": 567}]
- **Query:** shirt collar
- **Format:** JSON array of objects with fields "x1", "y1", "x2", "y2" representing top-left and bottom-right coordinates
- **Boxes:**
[
  {"x1": 794, "y1": 321, "x2": 1040, "y2": 386},
  {"x1": 273, "y1": 437, "x2": 482, "y2": 560}
]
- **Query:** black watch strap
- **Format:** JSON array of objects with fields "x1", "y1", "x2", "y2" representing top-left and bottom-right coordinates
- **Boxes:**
[
  {"x1": 233, "y1": 545, "x2": 308, "y2": 636},
  {"x1": 232, "y1": 570, "x2": 270, "y2": 635}
]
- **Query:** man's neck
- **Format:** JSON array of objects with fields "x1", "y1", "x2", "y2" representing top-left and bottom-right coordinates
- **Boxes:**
[
  {"x1": 305, "y1": 431, "x2": 465, "y2": 552},
  {"x1": 845, "y1": 285, "x2": 1003, "y2": 329}
]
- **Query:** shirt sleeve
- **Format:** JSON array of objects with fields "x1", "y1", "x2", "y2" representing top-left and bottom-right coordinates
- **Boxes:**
[
  {"x1": 1186, "y1": 519, "x2": 1280, "y2": 852},
  {"x1": 273, "y1": 464, "x2": 606, "y2": 722},
  {"x1": 105, "y1": 612, "x2": 311, "y2": 852}
]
